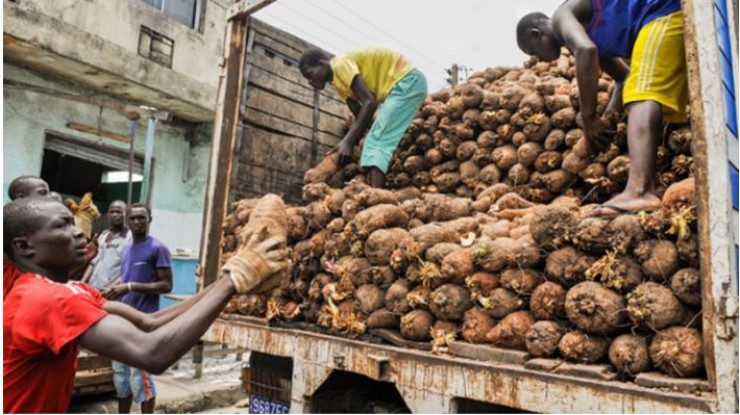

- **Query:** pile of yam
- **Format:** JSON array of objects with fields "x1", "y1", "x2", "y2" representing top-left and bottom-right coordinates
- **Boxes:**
[{"x1": 222, "y1": 50, "x2": 704, "y2": 381}]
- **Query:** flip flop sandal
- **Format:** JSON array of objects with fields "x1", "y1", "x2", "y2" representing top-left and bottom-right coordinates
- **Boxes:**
[{"x1": 589, "y1": 204, "x2": 658, "y2": 219}]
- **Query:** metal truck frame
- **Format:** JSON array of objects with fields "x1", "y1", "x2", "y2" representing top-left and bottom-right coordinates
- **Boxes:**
[{"x1": 198, "y1": 1, "x2": 739, "y2": 412}]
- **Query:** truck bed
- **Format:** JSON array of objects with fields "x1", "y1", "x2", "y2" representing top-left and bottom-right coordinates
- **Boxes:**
[{"x1": 204, "y1": 315, "x2": 714, "y2": 413}]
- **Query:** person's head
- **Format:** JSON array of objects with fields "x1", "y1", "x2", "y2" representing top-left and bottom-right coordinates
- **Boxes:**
[
  {"x1": 108, "y1": 200, "x2": 127, "y2": 229},
  {"x1": 4, "y1": 197, "x2": 88, "y2": 279},
  {"x1": 516, "y1": 12, "x2": 562, "y2": 62},
  {"x1": 299, "y1": 49, "x2": 332, "y2": 90},
  {"x1": 8, "y1": 176, "x2": 50, "y2": 200},
  {"x1": 127, "y1": 203, "x2": 152, "y2": 238}
]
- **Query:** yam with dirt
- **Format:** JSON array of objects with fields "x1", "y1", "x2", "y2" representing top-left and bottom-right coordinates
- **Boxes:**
[
  {"x1": 356, "y1": 284, "x2": 385, "y2": 314},
  {"x1": 385, "y1": 280, "x2": 411, "y2": 314},
  {"x1": 346, "y1": 204, "x2": 409, "y2": 240},
  {"x1": 525, "y1": 320, "x2": 566, "y2": 358},
  {"x1": 634, "y1": 240, "x2": 679, "y2": 282},
  {"x1": 500, "y1": 268, "x2": 544, "y2": 294},
  {"x1": 462, "y1": 307, "x2": 495, "y2": 343},
  {"x1": 485, "y1": 311, "x2": 535, "y2": 349},
  {"x1": 441, "y1": 249, "x2": 476, "y2": 284},
  {"x1": 609, "y1": 334, "x2": 652, "y2": 376},
  {"x1": 649, "y1": 326, "x2": 704, "y2": 377},
  {"x1": 585, "y1": 252, "x2": 644, "y2": 292},
  {"x1": 478, "y1": 288, "x2": 526, "y2": 318},
  {"x1": 304, "y1": 152, "x2": 340, "y2": 184},
  {"x1": 530, "y1": 205, "x2": 579, "y2": 250},
  {"x1": 627, "y1": 282, "x2": 689, "y2": 330},
  {"x1": 429, "y1": 284, "x2": 473, "y2": 321},
  {"x1": 573, "y1": 217, "x2": 612, "y2": 254},
  {"x1": 671, "y1": 268, "x2": 702, "y2": 307},
  {"x1": 365, "y1": 228, "x2": 410, "y2": 265},
  {"x1": 366, "y1": 308, "x2": 400, "y2": 329},
  {"x1": 559, "y1": 331, "x2": 610, "y2": 363},
  {"x1": 565, "y1": 281, "x2": 627, "y2": 335},
  {"x1": 400, "y1": 309, "x2": 435, "y2": 341},
  {"x1": 530, "y1": 282, "x2": 567, "y2": 320}
]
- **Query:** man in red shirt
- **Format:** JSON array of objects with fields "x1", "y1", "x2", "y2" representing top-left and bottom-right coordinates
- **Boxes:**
[{"x1": 3, "y1": 196, "x2": 290, "y2": 413}]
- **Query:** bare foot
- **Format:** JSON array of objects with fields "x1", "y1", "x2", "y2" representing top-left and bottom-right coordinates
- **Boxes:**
[{"x1": 588, "y1": 191, "x2": 661, "y2": 217}]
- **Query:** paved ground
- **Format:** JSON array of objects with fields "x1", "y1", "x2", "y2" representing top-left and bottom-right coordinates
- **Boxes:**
[{"x1": 69, "y1": 350, "x2": 247, "y2": 414}]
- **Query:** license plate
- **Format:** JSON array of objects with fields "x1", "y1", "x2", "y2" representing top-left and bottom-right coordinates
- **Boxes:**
[{"x1": 250, "y1": 395, "x2": 290, "y2": 414}]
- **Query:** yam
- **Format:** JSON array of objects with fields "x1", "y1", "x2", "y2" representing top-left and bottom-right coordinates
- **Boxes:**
[
  {"x1": 525, "y1": 320, "x2": 566, "y2": 357},
  {"x1": 385, "y1": 280, "x2": 411, "y2": 314},
  {"x1": 429, "y1": 284, "x2": 473, "y2": 321},
  {"x1": 400, "y1": 310, "x2": 435, "y2": 341},
  {"x1": 478, "y1": 288, "x2": 525, "y2": 318},
  {"x1": 485, "y1": 311, "x2": 535, "y2": 349},
  {"x1": 671, "y1": 268, "x2": 701, "y2": 307},
  {"x1": 609, "y1": 334, "x2": 652, "y2": 375},
  {"x1": 462, "y1": 307, "x2": 495, "y2": 343},
  {"x1": 634, "y1": 240, "x2": 679, "y2": 281},
  {"x1": 565, "y1": 281, "x2": 627, "y2": 335},
  {"x1": 530, "y1": 205, "x2": 579, "y2": 250},
  {"x1": 346, "y1": 204, "x2": 409, "y2": 240},
  {"x1": 367, "y1": 308, "x2": 400, "y2": 329},
  {"x1": 356, "y1": 284, "x2": 385, "y2": 314},
  {"x1": 649, "y1": 327, "x2": 704, "y2": 377},
  {"x1": 559, "y1": 331, "x2": 610, "y2": 363},
  {"x1": 530, "y1": 282, "x2": 567, "y2": 320},
  {"x1": 627, "y1": 282, "x2": 689, "y2": 330},
  {"x1": 500, "y1": 268, "x2": 543, "y2": 294},
  {"x1": 441, "y1": 249, "x2": 475, "y2": 284},
  {"x1": 365, "y1": 228, "x2": 409, "y2": 265}
]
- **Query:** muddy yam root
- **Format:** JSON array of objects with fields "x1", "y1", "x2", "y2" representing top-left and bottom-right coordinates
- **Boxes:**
[
  {"x1": 565, "y1": 282, "x2": 627, "y2": 335},
  {"x1": 649, "y1": 327, "x2": 704, "y2": 377},
  {"x1": 609, "y1": 334, "x2": 651, "y2": 376},
  {"x1": 525, "y1": 320, "x2": 566, "y2": 358}
]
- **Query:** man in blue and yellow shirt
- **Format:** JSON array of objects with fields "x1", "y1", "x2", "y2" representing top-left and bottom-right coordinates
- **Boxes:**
[
  {"x1": 517, "y1": 0, "x2": 687, "y2": 216},
  {"x1": 300, "y1": 47, "x2": 427, "y2": 188}
]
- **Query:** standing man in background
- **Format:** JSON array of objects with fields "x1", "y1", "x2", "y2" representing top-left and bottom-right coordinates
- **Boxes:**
[
  {"x1": 82, "y1": 200, "x2": 130, "y2": 291},
  {"x1": 103, "y1": 203, "x2": 172, "y2": 414},
  {"x1": 299, "y1": 47, "x2": 428, "y2": 188}
]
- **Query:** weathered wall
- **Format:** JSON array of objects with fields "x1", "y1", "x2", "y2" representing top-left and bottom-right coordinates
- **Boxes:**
[
  {"x1": 3, "y1": 63, "x2": 210, "y2": 252},
  {"x1": 4, "y1": 0, "x2": 228, "y2": 120}
]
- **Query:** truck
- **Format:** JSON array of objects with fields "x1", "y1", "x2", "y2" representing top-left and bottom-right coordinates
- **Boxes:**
[{"x1": 196, "y1": 1, "x2": 739, "y2": 413}]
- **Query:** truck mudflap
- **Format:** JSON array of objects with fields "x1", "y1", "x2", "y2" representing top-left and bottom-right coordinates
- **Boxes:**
[{"x1": 204, "y1": 317, "x2": 714, "y2": 414}]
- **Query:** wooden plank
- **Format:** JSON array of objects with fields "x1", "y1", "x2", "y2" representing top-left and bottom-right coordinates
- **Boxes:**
[
  {"x1": 251, "y1": 31, "x2": 303, "y2": 63},
  {"x1": 66, "y1": 122, "x2": 129, "y2": 143},
  {"x1": 244, "y1": 107, "x2": 341, "y2": 146},
  {"x1": 447, "y1": 341, "x2": 529, "y2": 365},
  {"x1": 245, "y1": 87, "x2": 345, "y2": 135},
  {"x1": 683, "y1": 2, "x2": 739, "y2": 411},
  {"x1": 250, "y1": 18, "x2": 319, "y2": 60},
  {"x1": 248, "y1": 52, "x2": 345, "y2": 107},
  {"x1": 199, "y1": 19, "x2": 247, "y2": 287},
  {"x1": 240, "y1": 125, "x2": 315, "y2": 172},
  {"x1": 233, "y1": 160, "x2": 305, "y2": 202},
  {"x1": 247, "y1": 63, "x2": 348, "y2": 118}
]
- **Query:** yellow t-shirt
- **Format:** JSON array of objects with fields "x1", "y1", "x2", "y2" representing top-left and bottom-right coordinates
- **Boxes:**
[{"x1": 330, "y1": 47, "x2": 414, "y2": 102}]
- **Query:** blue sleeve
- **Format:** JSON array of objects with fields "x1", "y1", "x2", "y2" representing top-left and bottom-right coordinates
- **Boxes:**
[{"x1": 155, "y1": 242, "x2": 172, "y2": 269}]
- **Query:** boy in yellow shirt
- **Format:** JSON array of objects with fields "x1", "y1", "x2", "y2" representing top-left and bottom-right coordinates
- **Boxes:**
[{"x1": 300, "y1": 47, "x2": 427, "y2": 188}]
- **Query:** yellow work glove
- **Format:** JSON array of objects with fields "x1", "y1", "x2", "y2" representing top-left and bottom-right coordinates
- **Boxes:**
[
  {"x1": 222, "y1": 227, "x2": 291, "y2": 294},
  {"x1": 65, "y1": 193, "x2": 101, "y2": 239}
]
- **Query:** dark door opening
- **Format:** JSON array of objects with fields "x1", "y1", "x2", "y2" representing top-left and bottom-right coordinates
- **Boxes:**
[{"x1": 41, "y1": 132, "x2": 147, "y2": 235}]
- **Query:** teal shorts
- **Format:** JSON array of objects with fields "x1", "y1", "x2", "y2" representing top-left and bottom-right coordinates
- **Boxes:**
[{"x1": 360, "y1": 69, "x2": 428, "y2": 173}]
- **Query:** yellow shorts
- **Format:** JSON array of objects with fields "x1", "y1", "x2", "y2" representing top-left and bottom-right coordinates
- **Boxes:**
[{"x1": 623, "y1": 11, "x2": 688, "y2": 123}]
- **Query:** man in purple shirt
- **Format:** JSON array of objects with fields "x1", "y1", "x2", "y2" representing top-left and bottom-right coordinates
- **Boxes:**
[{"x1": 103, "y1": 203, "x2": 172, "y2": 414}]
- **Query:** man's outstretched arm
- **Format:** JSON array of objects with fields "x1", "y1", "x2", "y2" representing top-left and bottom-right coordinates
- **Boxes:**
[{"x1": 78, "y1": 276, "x2": 235, "y2": 374}]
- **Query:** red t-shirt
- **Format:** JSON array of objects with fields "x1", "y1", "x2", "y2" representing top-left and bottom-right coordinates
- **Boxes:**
[{"x1": 3, "y1": 261, "x2": 108, "y2": 413}]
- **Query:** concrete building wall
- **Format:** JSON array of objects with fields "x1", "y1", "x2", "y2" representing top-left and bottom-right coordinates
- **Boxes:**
[
  {"x1": 11, "y1": 0, "x2": 225, "y2": 88},
  {"x1": 3, "y1": 63, "x2": 210, "y2": 253}
]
